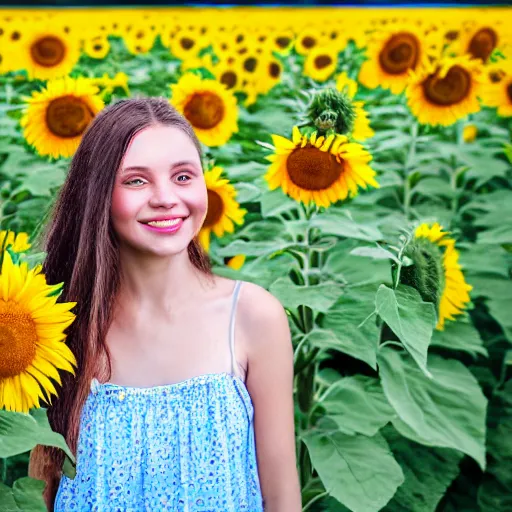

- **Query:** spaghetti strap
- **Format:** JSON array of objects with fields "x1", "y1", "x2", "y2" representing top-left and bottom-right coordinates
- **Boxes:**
[{"x1": 229, "y1": 280, "x2": 243, "y2": 379}]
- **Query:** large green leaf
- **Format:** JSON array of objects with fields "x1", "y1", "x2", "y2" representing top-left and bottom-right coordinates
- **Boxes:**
[
  {"x1": 324, "y1": 240, "x2": 391, "y2": 287},
  {"x1": 375, "y1": 284, "x2": 436, "y2": 376},
  {"x1": 458, "y1": 244, "x2": 510, "y2": 279},
  {"x1": 469, "y1": 276, "x2": 512, "y2": 342},
  {"x1": 320, "y1": 375, "x2": 395, "y2": 436},
  {"x1": 381, "y1": 426, "x2": 463, "y2": 512},
  {"x1": 0, "y1": 478, "x2": 46, "y2": 512},
  {"x1": 430, "y1": 317, "x2": 488, "y2": 358},
  {"x1": 477, "y1": 380, "x2": 512, "y2": 512},
  {"x1": 310, "y1": 211, "x2": 383, "y2": 242},
  {"x1": 0, "y1": 408, "x2": 75, "y2": 466},
  {"x1": 321, "y1": 288, "x2": 380, "y2": 369},
  {"x1": 302, "y1": 422, "x2": 404, "y2": 512},
  {"x1": 269, "y1": 277, "x2": 341, "y2": 312},
  {"x1": 378, "y1": 349, "x2": 487, "y2": 470}
]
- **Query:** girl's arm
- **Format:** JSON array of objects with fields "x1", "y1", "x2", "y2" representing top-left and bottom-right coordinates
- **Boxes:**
[{"x1": 241, "y1": 283, "x2": 302, "y2": 512}]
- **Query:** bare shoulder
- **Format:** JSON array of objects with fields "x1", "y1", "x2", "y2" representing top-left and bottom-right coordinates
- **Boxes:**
[{"x1": 237, "y1": 280, "x2": 291, "y2": 356}]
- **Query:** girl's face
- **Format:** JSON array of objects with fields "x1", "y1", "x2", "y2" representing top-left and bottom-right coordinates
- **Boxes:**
[{"x1": 111, "y1": 124, "x2": 208, "y2": 256}]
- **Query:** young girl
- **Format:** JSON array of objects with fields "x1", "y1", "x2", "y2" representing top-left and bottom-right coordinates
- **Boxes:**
[{"x1": 29, "y1": 97, "x2": 301, "y2": 511}]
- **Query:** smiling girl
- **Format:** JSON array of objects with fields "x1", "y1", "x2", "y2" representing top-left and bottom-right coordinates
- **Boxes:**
[{"x1": 29, "y1": 97, "x2": 301, "y2": 511}]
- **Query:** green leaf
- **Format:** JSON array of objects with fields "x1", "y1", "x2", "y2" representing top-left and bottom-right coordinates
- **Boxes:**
[
  {"x1": 0, "y1": 477, "x2": 46, "y2": 512},
  {"x1": 259, "y1": 188, "x2": 297, "y2": 218},
  {"x1": 215, "y1": 239, "x2": 296, "y2": 257},
  {"x1": 0, "y1": 408, "x2": 75, "y2": 466},
  {"x1": 325, "y1": 240, "x2": 392, "y2": 287},
  {"x1": 469, "y1": 276, "x2": 512, "y2": 341},
  {"x1": 430, "y1": 317, "x2": 488, "y2": 358},
  {"x1": 378, "y1": 350, "x2": 487, "y2": 470},
  {"x1": 269, "y1": 277, "x2": 341, "y2": 312},
  {"x1": 302, "y1": 423, "x2": 404, "y2": 512},
  {"x1": 310, "y1": 211, "x2": 383, "y2": 242},
  {"x1": 322, "y1": 287, "x2": 380, "y2": 369},
  {"x1": 477, "y1": 380, "x2": 512, "y2": 512},
  {"x1": 375, "y1": 285, "x2": 436, "y2": 376},
  {"x1": 321, "y1": 375, "x2": 395, "y2": 436},
  {"x1": 458, "y1": 244, "x2": 510, "y2": 279},
  {"x1": 11, "y1": 165, "x2": 67, "y2": 197},
  {"x1": 381, "y1": 426, "x2": 464, "y2": 512}
]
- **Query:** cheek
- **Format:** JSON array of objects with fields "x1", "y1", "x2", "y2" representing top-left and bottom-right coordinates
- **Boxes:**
[{"x1": 111, "y1": 187, "x2": 140, "y2": 223}]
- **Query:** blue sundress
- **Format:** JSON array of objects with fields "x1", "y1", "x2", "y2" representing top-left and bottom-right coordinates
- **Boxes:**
[{"x1": 54, "y1": 280, "x2": 264, "y2": 511}]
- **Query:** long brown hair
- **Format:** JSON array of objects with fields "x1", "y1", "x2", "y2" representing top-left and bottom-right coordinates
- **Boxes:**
[{"x1": 28, "y1": 97, "x2": 213, "y2": 510}]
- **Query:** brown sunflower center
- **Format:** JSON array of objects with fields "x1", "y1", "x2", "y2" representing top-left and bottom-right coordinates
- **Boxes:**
[
  {"x1": 314, "y1": 55, "x2": 332, "y2": 70},
  {"x1": 489, "y1": 69, "x2": 505, "y2": 83},
  {"x1": 30, "y1": 36, "x2": 66, "y2": 67},
  {"x1": 243, "y1": 57, "x2": 257, "y2": 73},
  {"x1": 422, "y1": 65, "x2": 471, "y2": 106},
  {"x1": 180, "y1": 37, "x2": 195, "y2": 50},
  {"x1": 269, "y1": 62, "x2": 281, "y2": 79},
  {"x1": 468, "y1": 27, "x2": 497, "y2": 62},
  {"x1": 183, "y1": 92, "x2": 225, "y2": 130},
  {"x1": 286, "y1": 145, "x2": 343, "y2": 191},
  {"x1": 220, "y1": 70, "x2": 237, "y2": 89},
  {"x1": 379, "y1": 32, "x2": 419, "y2": 75},
  {"x1": 302, "y1": 36, "x2": 316, "y2": 49},
  {"x1": 507, "y1": 83, "x2": 512, "y2": 103},
  {"x1": 276, "y1": 36, "x2": 291, "y2": 49},
  {"x1": 46, "y1": 96, "x2": 95, "y2": 138},
  {"x1": 203, "y1": 189, "x2": 224, "y2": 227},
  {"x1": 0, "y1": 302, "x2": 38, "y2": 378}
]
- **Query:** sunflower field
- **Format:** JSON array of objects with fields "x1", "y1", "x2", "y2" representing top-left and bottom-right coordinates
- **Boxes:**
[{"x1": 1, "y1": 5, "x2": 512, "y2": 512}]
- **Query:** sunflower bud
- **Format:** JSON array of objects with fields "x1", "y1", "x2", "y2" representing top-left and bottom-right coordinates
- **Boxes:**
[
  {"x1": 306, "y1": 88, "x2": 356, "y2": 136},
  {"x1": 398, "y1": 236, "x2": 445, "y2": 310}
]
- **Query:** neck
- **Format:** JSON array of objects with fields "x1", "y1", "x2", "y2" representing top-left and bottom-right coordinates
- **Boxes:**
[{"x1": 114, "y1": 243, "x2": 212, "y2": 317}]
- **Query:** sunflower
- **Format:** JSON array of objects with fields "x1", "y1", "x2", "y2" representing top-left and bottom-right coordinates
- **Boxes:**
[
  {"x1": 463, "y1": 124, "x2": 478, "y2": 143},
  {"x1": 211, "y1": 59, "x2": 244, "y2": 92},
  {"x1": 170, "y1": 73, "x2": 238, "y2": 147},
  {"x1": 21, "y1": 76, "x2": 104, "y2": 159},
  {"x1": 295, "y1": 27, "x2": 322, "y2": 56},
  {"x1": 358, "y1": 23, "x2": 442, "y2": 94},
  {"x1": 303, "y1": 46, "x2": 338, "y2": 82},
  {"x1": 0, "y1": 251, "x2": 77, "y2": 413},
  {"x1": 123, "y1": 26, "x2": 157, "y2": 55},
  {"x1": 0, "y1": 231, "x2": 31, "y2": 253},
  {"x1": 414, "y1": 223, "x2": 472, "y2": 330},
  {"x1": 198, "y1": 166, "x2": 247, "y2": 252},
  {"x1": 264, "y1": 126, "x2": 379, "y2": 208},
  {"x1": 335, "y1": 71, "x2": 359, "y2": 99},
  {"x1": 83, "y1": 35, "x2": 110, "y2": 60},
  {"x1": 1, "y1": 20, "x2": 27, "y2": 74},
  {"x1": 352, "y1": 102, "x2": 375, "y2": 141},
  {"x1": 169, "y1": 27, "x2": 207, "y2": 61},
  {"x1": 226, "y1": 254, "x2": 246, "y2": 270},
  {"x1": 480, "y1": 61, "x2": 512, "y2": 117},
  {"x1": 271, "y1": 29, "x2": 295, "y2": 55},
  {"x1": 406, "y1": 55, "x2": 485, "y2": 127},
  {"x1": 448, "y1": 20, "x2": 509, "y2": 63},
  {"x1": 253, "y1": 57, "x2": 283, "y2": 95},
  {"x1": 20, "y1": 23, "x2": 81, "y2": 80}
]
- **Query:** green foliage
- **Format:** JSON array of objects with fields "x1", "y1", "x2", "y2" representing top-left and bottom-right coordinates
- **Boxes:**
[{"x1": 1, "y1": 11, "x2": 512, "y2": 512}]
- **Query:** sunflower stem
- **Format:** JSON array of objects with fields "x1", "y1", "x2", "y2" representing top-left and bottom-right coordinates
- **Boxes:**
[{"x1": 1, "y1": 458, "x2": 7, "y2": 483}]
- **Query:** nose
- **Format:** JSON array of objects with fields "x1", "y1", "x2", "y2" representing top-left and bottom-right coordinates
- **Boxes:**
[{"x1": 148, "y1": 180, "x2": 179, "y2": 208}]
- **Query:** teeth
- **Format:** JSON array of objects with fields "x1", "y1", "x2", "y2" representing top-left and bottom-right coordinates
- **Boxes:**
[{"x1": 146, "y1": 218, "x2": 182, "y2": 227}]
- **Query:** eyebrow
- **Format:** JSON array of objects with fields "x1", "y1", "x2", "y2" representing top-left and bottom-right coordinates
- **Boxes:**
[{"x1": 121, "y1": 161, "x2": 200, "y2": 175}]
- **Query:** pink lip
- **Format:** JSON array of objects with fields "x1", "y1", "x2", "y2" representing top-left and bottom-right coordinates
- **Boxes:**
[{"x1": 140, "y1": 218, "x2": 185, "y2": 234}]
